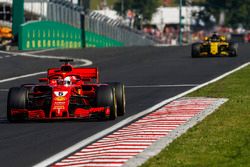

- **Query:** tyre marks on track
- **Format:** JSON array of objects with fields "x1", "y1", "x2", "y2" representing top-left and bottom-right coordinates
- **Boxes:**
[{"x1": 52, "y1": 98, "x2": 226, "y2": 167}]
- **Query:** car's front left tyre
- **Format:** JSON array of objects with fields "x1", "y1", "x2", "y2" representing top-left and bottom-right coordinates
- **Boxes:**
[{"x1": 191, "y1": 43, "x2": 201, "y2": 58}]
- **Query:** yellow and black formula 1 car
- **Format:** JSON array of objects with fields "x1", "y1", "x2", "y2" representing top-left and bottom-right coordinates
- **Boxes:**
[{"x1": 191, "y1": 33, "x2": 238, "y2": 58}]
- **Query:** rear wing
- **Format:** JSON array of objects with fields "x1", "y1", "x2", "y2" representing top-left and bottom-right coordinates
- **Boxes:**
[
  {"x1": 74, "y1": 68, "x2": 99, "y2": 83},
  {"x1": 47, "y1": 67, "x2": 99, "y2": 83}
]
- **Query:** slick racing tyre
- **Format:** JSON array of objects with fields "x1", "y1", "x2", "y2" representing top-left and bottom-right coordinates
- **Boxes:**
[
  {"x1": 228, "y1": 42, "x2": 238, "y2": 57},
  {"x1": 107, "y1": 82, "x2": 126, "y2": 116},
  {"x1": 191, "y1": 43, "x2": 201, "y2": 58},
  {"x1": 7, "y1": 87, "x2": 28, "y2": 122},
  {"x1": 96, "y1": 85, "x2": 117, "y2": 120}
]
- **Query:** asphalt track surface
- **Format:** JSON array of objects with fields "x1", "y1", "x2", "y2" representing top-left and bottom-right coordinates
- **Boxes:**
[{"x1": 0, "y1": 44, "x2": 250, "y2": 166}]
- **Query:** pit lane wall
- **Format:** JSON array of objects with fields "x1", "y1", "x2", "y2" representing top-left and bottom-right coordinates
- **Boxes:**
[{"x1": 18, "y1": 21, "x2": 124, "y2": 50}]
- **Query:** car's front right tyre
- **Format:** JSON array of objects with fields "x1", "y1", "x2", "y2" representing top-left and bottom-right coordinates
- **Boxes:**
[
  {"x1": 7, "y1": 87, "x2": 28, "y2": 122},
  {"x1": 96, "y1": 85, "x2": 117, "y2": 120}
]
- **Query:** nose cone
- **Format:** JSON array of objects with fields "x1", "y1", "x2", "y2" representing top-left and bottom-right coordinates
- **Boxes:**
[
  {"x1": 210, "y1": 43, "x2": 218, "y2": 55},
  {"x1": 50, "y1": 88, "x2": 71, "y2": 118}
]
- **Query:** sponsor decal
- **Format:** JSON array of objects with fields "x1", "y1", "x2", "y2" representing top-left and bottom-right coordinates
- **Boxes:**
[
  {"x1": 54, "y1": 102, "x2": 66, "y2": 105},
  {"x1": 53, "y1": 106, "x2": 65, "y2": 110},
  {"x1": 54, "y1": 91, "x2": 68, "y2": 97},
  {"x1": 55, "y1": 96, "x2": 66, "y2": 101},
  {"x1": 53, "y1": 102, "x2": 66, "y2": 110}
]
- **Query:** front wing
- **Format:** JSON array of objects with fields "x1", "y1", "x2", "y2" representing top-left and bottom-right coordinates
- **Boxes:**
[{"x1": 10, "y1": 107, "x2": 110, "y2": 120}]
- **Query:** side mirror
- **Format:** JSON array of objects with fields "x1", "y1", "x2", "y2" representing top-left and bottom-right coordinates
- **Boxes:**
[
  {"x1": 81, "y1": 77, "x2": 92, "y2": 82},
  {"x1": 39, "y1": 78, "x2": 48, "y2": 83}
]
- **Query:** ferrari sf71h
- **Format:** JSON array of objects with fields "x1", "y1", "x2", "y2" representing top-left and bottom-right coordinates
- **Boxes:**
[
  {"x1": 7, "y1": 59, "x2": 125, "y2": 122},
  {"x1": 191, "y1": 33, "x2": 238, "y2": 58}
]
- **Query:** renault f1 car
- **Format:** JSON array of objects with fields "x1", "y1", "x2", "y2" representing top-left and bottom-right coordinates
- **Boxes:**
[
  {"x1": 7, "y1": 59, "x2": 125, "y2": 122},
  {"x1": 191, "y1": 33, "x2": 237, "y2": 58}
]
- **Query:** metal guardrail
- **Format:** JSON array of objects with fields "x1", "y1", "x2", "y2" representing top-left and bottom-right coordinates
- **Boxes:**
[
  {"x1": 46, "y1": 0, "x2": 160, "y2": 46},
  {"x1": 46, "y1": 0, "x2": 82, "y2": 28},
  {"x1": 86, "y1": 12, "x2": 160, "y2": 46},
  {"x1": 0, "y1": 0, "x2": 160, "y2": 46}
]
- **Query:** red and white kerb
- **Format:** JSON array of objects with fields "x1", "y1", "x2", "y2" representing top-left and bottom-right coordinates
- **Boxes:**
[{"x1": 53, "y1": 98, "x2": 220, "y2": 167}]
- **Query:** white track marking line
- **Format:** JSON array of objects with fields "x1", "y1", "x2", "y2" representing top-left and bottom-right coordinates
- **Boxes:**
[
  {"x1": 0, "y1": 51, "x2": 93, "y2": 84},
  {"x1": 0, "y1": 50, "x2": 93, "y2": 67},
  {"x1": 126, "y1": 84, "x2": 198, "y2": 88},
  {"x1": 58, "y1": 164, "x2": 122, "y2": 167},
  {"x1": 0, "y1": 72, "x2": 46, "y2": 83},
  {"x1": 25, "y1": 48, "x2": 58, "y2": 54},
  {"x1": 34, "y1": 62, "x2": 249, "y2": 167},
  {"x1": 0, "y1": 48, "x2": 57, "y2": 55},
  {"x1": 17, "y1": 52, "x2": 93, "y2": 67},
  {"x1": 154, "y1": 44, "x2": 173, "y2": 47},
  {"x1": 0, "y1": 89, "x2": 9, "y2": 92}
]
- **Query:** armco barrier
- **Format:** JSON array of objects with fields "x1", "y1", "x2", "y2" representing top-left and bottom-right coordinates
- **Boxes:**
[{"x1": 18, "y1": 21, "x2": 124, "y2": 50}]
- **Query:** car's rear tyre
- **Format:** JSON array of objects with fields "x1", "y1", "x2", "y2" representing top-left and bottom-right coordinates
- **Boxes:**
[
  {"x1": 7, "y1": 87, "x2": 28, "y2": 122},
  {"x1": 96, "y1": 86, "x2": 117, "y2": 120},
  {"x1": 107, "y1": 82, "x2": 126, "y2": 116},
  {"x1": 191, "y1": 43, "x2": 201, "y2": 58}
]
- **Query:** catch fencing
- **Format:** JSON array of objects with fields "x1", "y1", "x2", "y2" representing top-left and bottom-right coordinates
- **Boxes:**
[
  {"x1": 46, "y1": 1, "x2": 159, "y2": 46},
  {"x1": 85, "y1": 12, "x2": 160, "y2": 46},
  {"x1": 1, "y1": 0, "x2": 160, "y2": 49}
]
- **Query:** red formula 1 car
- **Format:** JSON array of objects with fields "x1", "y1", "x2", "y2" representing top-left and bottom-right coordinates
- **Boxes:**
[{"x1": 7, "y1": 59, "x2": 125, "y2": 122}]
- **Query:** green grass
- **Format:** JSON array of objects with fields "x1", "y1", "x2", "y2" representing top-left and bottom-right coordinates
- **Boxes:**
[{"x1": 141, "y1": 65, "x2": 250, "y2": 167}]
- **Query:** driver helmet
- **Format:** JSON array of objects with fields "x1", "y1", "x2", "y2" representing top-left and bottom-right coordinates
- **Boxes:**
[
  {"x1": 64, "y1": 76, "x2": 72, "y2": 86},
  {"x1": 211, "y1": 32, "x2": 219, "y2": 41}
]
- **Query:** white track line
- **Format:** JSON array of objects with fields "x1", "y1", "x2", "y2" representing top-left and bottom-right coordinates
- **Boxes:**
[
  {"x1": 0, "y1": 51, "x2": 93, "y2": 83},
  {"x1": 0, "y1": 50, "x2": 93, "y2": 67},
  {"x1": 34, "y1": 62, "x2": 249, "y2": 167},
  {"x1": 24, "y1": 48, "x2": 58, "y2": 54},
  {"x1": 17, "y1": 52, "x2": 93, "y2": 67},
  {"x1": 0, "y1": 72, "x2": 46, "y2": 83},
  {"x1": 126, "y1": 84, "x2": 198, "y2": 88},
  {"x1": 0, "y1": 89, "x2": 9, "y2": 92}
]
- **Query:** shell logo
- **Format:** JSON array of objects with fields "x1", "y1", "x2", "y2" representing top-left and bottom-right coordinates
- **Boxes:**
[{"x1": 55, "y1": 96, "x2": 66, "y2": 101}]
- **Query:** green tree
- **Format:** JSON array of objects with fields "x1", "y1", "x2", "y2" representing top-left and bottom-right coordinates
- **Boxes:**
[
  {"x1": 194, "y1": 0, "x2": 250, "y2": 29},
  {"x1": 114, "y1": 0, "x2": 161, "y2": 21}
]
